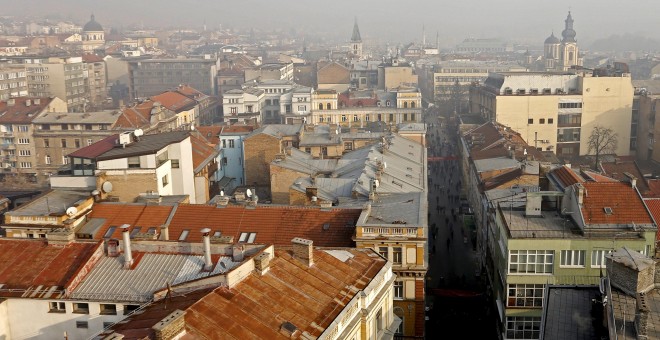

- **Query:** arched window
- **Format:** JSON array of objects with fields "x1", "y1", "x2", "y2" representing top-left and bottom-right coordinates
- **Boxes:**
[
  {"x1": 568, "y1": 52, "x2": 574, "y2": 61},
  {"x1": 411, "y1": 101, "x2": 416, "y2": 108},
  {"x1": 326, "y1": 103, "x2": 331, "y2": 110},
  {"x1": 403, "y1": 102, "x2": 408, "y2": 108},
  {"x1": 319, "y1": 103, "x2": 323, "y2": 110}
]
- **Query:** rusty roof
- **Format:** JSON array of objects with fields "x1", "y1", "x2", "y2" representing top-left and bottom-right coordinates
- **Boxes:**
[
  {"x1": 190, "y1": 134, "x2": 218, "y2": 173},
  {"x1": 67, "y1": 134, "x2": 118, "y2": 159},
  {"x1": 87, "y1": 203, "x2": 175, "y2": 238},
  {"x1": 600, "y1": 161, "x2": 650, "y2": 194},
  {"x1": 105, "y1": 247, "x2": 386, "y2": 339},
  {"x1": 195, "y1": 126, "x2": 222, "y2": 145},
  {"x1": 0, "y1": 239, "x2": 99, "y2": 297},
  {"x1": 91, "y1": 203, "x2": 361, "y2": 247},
  {"x1": 580, "y1": 182, "x2": 653, "y2": 226}
]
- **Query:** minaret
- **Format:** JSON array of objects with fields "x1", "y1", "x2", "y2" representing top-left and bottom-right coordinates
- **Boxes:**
[
  {"x1": 350, "y1": 17, "x2": 363, "y2": 58},
  {"x1": 560, "y1": 11, "x2": 579, "y2": 70},
  {"x1": 422, "y1": 24, "x2": 426, "y2": 47}
]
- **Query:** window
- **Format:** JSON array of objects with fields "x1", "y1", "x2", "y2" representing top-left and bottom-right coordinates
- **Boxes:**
[
  {"x1": 230, "y1": 107, "x2": 237, "y2": 114},
  {"x1": 18, "y1": 125, "x2": 28, "y2": 132},
  {"x1": 560, "y1": 250, "x2": 586, "y2": 267},
  {"x1": 506, "y1": 316, "x2": 541, "y2": 339},
  {"x1": 73, "y1": 302, "x2": 89, "y2": 314},
  {"x1": 61, "y1": 124, "x2": 68, "y2": 130},
  {"x1": 178, "y1": 229, "x2": 190, "y2": 241},
  {"x1": 353, "y1": 115, "x2": 358, "y2": 122},
  {"x1": 171, "y1": 159, "x2": 180, "y2": 168},
  {"x1": 127, "y1": 156, "x2": 140, "y2": 168},
  {"x1": 403, "y1": 113, "x2": 408, "y2": 121},
  {"x1": 527, "y1": 118, "x2": 533, "y2": 124},
  {"x1": 20, "y1": 162, "x2": 31, "y2": 168},
  {"x1": 18, "y1": 138, "x2": 29, "y2": 144},
  {"x1": 393, "y1": 247, "x2": 402, "y2": 264},
  {"x1": 49, "y1": 301, "x2": 66, "y2": 313},
  {"x1": 508, "y1": 250, "x2": 554, "y2": 274},
  {"x1": 539, "y1": 119, "x2": 545, "y2": 124},
  {"x1": 558, "y1": 102, "x2": 582, "y2": 109},
  {"x1": 507, "y1": 284, "x2": 544, "y2": 307},
  {"x1": 161, "y1": 174, "x2": 169, "y2": 186},
  {"x1": 376, "y1": 308, "x2": 383, "y2": 333},
  {"x1": 85, "y1": 124, "x2": 93, "y2": 131},
  {"x1": 18, "y1": 149, "x2": 31, "y2": 156},
  {"x1": 341, "y1": 115, "x2": 347, "y2": 122},
  {"x1": 222, "y1": 139, "x2": 226, "y2": 148},
  {"x1": 228, "y1": 139, "x2": 235, "y2": 148},
  {"x1": 239, "y1": 232, "x2": 257, "y2": 243},
  {"x1": 100, "y1": 304, "x2": 117, "y2": 315},
  {"x1": 548, "y1": 118, "x2": 554, "y2": 124},
  {"x1": 222, "y1": 157, "x2": 227, "y2": 165},
  {"x1": 104, "y1": 226, "x2": 116, "y2": 239},
  {"x1": 74, "y1": 139, "x2": 80, "y2": 148},
  {"x1": 319, "y1": 103, "x2": 323, "y2": 110},
  {"x1": 321, "y1": 147, "x2": 328, "y2": 156},
  {"x1": 61, "y1": 139, "x2": 67, "y2": 148},
  {"x1": 62, "y1": 156, "x2": 69, "y2": 165},
  {"x1": 344, "y1": 142, "x2": 353, "y2": 150},
  {"x1": 591, "y1": 250, "x2": 610, "y2": 268},
  {"x1": 45, "y1": 155, "x2": 51, "y2": 165},
  {"x1": 326, "y1": 103, "x2": 331, "y2": 110},
  {"x1": 76, "y1": 321, "x2": 88, "y2": 329},
  {"x1": 124, "y1": 304, "x2": 139, "y2": 315},
  {"x1": 378, "y1": 246, "x2": 389, "y2": 259},
  {"x1": 304, "y1": 147, "x2": 311, "y2": 153},
  {"x1": 44, "y1": 139, "x2": 49, "y2": 148},
  {"x1": 394, "y1": 281, "x2": 403, "y2": 299}
]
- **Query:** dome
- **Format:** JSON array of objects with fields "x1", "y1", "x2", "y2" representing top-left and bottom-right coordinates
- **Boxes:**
[
  {"x1": 83, "y1": 14, "x2": 103, "y2": 32},
  {"x1": 544, "y1": 33, "x2": 560, "y2": 44}
]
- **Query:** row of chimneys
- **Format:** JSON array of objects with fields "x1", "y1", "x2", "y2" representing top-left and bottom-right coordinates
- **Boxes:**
[
  {"x1": 119, "y1": 224, "x2": 315, "y2": 271},
  {"x1": 5, "y1": 98, "x2": 41, "y2": 107}
]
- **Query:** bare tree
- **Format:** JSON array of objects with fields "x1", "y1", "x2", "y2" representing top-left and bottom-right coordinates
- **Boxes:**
[{"x1": 587, "y1": 126, "x2": 618, "y2": 169}]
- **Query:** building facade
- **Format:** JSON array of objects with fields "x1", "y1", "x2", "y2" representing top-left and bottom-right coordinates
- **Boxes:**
[{"x1": 128, "y1": 58, "x2": 218, "y2": 98}]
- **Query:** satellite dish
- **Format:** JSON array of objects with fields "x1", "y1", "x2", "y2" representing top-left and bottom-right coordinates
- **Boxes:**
[
  {"x1": 246, "y1": 189, "x2": 252, "y2": 197},
  {"x1": 200, "y1": 227, "x2": 211, "y2": 234},
  {"x1": 102, "y1": 181, "x2": 113, "y2": 193},
  {"x1": 190, "y1": 125, "x2": 195, "y2": 131},
  {"x1": 91, "y1": 189, "x2": 100, "y2": 196},
  {"x1": 133, "y1": 128, "x2": 144, "y2": 137},
  {"x1": 66, "y1": 206, "x2": 78, "y2": 217}
]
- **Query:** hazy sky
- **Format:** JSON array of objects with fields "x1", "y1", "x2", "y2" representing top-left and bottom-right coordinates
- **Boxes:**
[{"x1": 2, "y1": 0, "x2": 659, "y2": 46}]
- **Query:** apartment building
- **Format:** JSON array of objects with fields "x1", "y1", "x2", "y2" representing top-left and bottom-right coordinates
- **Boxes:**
[
  {"x1": 633, "y1": 89, "x2": 660, "y2": 163},
  {"x1": 128, "y1": 57, "x2": 218, "y2": 98},
  {"x1": 469, "y1": 70, "x2": 634, "y2": 158},
  {"x1": 82, "y1": 54, "x2": 107, "y2": 109},
  {"x1": 0, "y1": 97, "x2": 67, "y2": 178},
  {"x1": 244, "y1": 62, "x2": 293, "y2": 83},
  {"x1": 377, "y1": 57, "x2": 418, "y2": 90},
  {"x1": 0, "y1": 64, "x2": 27, "y2": 100},
  {"x1": 32, "y1": 110, "x2": 121, "y2": 177}
]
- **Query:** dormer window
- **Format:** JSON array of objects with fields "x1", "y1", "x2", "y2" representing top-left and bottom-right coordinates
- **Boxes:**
[{"x1": 603, "y1": 207, "x2": 613, "y2": 215}]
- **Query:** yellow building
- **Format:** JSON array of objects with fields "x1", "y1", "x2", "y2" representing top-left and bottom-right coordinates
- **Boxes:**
[{"x1": 470, "y1": 70, "x2": 634, "y2": 158}]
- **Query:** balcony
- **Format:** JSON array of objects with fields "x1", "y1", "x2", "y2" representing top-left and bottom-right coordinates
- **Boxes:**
[
  {"x1": 0, "y1": 144, "x2": 15, "y2": 150},
  {"x1": 361, "y1": 227, "x2": 420, "y2": 238}
]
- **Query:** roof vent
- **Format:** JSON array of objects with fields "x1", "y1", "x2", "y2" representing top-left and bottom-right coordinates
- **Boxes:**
[
  {"x1": 604, "y1": 207, "x2": 613, "y2": 215},
  {"x1": 279, "y1": 321, "x2": 299, "y2": 338}
]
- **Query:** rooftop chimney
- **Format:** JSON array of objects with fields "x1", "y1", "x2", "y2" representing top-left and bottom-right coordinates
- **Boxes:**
[
  {"x1": 121, "y1": 224, "x2": 133, "y2": 269},
  {"x1": 160, "y1": 224, "x2": 169, "y2": 241},
  {"x1": 291, "y1": 237, "x2": 313, "y2": 267},
  {"x1": 576, "y1": 183, "x2": 585, "y2": 205},
  {"x1": 25, "y1": 99, "x2": 31, "y2": 107},
  {"x1": 201, "y1": 228, "x2": 213, "y2": 271},
  {"x1": 254, "y1": 252, "x2": 271, "y2": 275},
  {"x1": 232, "y1": 244, "x2": 245, "y2": 262},
  {"x1": 34, "y1": 98, "x2": 40, "y2": 105},
  {"x1": 624, "y1": 172, "x2": 637, "y2": 189}
]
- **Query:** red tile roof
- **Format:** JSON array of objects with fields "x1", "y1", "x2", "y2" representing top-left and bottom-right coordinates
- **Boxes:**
[
  {"x1": 549, "y1": 165, "x2": 584, "y2": 188},
  {"x1": 581, "y1": 170, "x2": 619, "y2": 182},
  {"x1": 92, "y1": 203, "x2": 361, "y2": 247},
  {"x1": 88, "y1": 203, "x2": 175, "y2": 238},
  {"x1": 176, "y1": 84, "x2": 207, "y2": 99},
  {"x1": 580, "y1": 182, "x2": 653, "y2": 225},
  {"x1": 68, "y1": 134, "x2": 119, "y2": 159},
  {"x1": 600, "y1": 161, "x2": 649, "y2": 193},
  {"x1": 0, "y1": 239, "x2": 99, "y2": 296},
  {"x1": 219, "y1": 125, "x2": 255, "y2": 134},
  {"x1": 463, "y1": 122, "x2": 543, "y2": 161},
  {"x1": 0, "y1": 97, "x2": 52, "y2": 124},
  {"x1": 82, "y1": 53, "x2": 104, "y2": 63},
  {"x1": 190, "y1": 134, "x2": 218, "y2": 171},
  {"x1": 195, "y1": 126, "x2": 222, "y2": 145},
  {"x1": 643, "y1": 199, "x2": 660, "y2": 240},
  {"x1": 151, "y1": 91, "x2": 197, "y2": 113},
  {"x1": 646, "y1": 180, "x2": 660, "y2": 198}
]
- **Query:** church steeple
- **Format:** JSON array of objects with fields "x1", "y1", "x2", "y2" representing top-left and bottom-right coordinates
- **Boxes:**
[
  {"x1": 351, "y1": 17, "x2": 362, "y2": 42},
  {"x1": 561, "y1": 11, "x2": 577, "y2": 42}
]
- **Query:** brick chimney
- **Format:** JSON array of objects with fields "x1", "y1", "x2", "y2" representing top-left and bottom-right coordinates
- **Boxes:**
[
  {"x1": 576, "y1": 183, "x2": 585, "y2": 205},
  {"x1": 152, "y1": 310, "x2": 185, "y2": 340},
  {"x1": 291, "y1": 237, "x2": 313, "y2": 267},
  {"x1": 121, "y1": 224, "x2": 133, "y2": 269},
  {"x1": 253, "y1": 252, "x2": 271, "y2": 275}
]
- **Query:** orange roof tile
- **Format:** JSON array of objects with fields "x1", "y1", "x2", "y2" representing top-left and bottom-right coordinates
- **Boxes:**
[
  {"x1": 550, "y1": 165, "x2": 584, "y2": 188},
  {"x1": 82, "y1": 53, "x2": 104, "y2": 63},
  {"x1": 646, "y1": 180, "x2": 660, "y2": 198},
  {"x1": 190, "y1": 134, "x2": 218, "y2": 171},
  {"x1": 151, "y1": 91, "x2": 197, "y2": 113},
  {"x1": 114, "y1": 105, "x2": 151, "y2": 129},
  {"x1": 0, "y1": 239, "x2": 99, "y2": 296},
  {"x1": 644, "y1": 199, "x2": 660, "y2": 240},
  {"x1": 89, "y1": 203, "x2": 175, "y2": 239},
  {"x1": 580, "y1": 182, "x2": 653, "y2": 225},
  {"x1": 0, "y1": 97, "x2": 53, "y2": 124},
  {"x1": 195, "y1": 126, "x2": 222, "y2": 145},
  {"x1": 600, "y1": 161, "x2": 650, "y2": 193}
]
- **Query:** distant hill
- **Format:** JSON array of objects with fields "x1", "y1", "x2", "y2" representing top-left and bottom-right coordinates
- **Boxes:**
[{"x1": 590, "y1": 33, "x2": 660, "y2": 52}]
